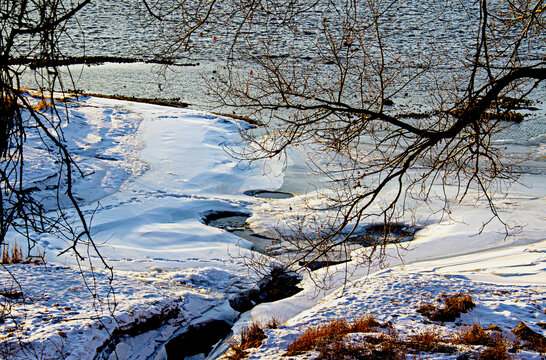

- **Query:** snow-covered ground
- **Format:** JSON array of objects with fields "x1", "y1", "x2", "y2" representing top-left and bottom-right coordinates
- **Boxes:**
[
  {"x1": 239, "y1": 269, "x2": 546, "y2": 359},
  {"x1": 2, "y1": 95, "x2": 285, "y2": 359},
  {"x1": 1, "y1": 95, "x2": 544, "y2": 359},
  {"x1": 230, "y1": 175, "x2": 546, "y2": 359}
]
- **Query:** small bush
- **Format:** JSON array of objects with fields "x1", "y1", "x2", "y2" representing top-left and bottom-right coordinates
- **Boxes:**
[{"x1": 417, "y1": 293, "x2": 476, "y2": 322}]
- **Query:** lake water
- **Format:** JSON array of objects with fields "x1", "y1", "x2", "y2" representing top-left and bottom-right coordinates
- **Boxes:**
[{"x1": 19, "y1": 0, "x2": 546, "y2": 177}]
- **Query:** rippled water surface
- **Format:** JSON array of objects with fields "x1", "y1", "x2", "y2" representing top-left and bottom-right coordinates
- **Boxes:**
[{"x1": 21, "y1": 0, "x2": 546, "y2": 173}]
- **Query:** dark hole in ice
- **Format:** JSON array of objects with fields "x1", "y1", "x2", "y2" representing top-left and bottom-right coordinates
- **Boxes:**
[
  {"x1": 94, "y1": 154, "x2": 119, "y2": 161},
  {"x1": 201, "y1": 210, "x2": 251, "y2": 230},
  {"x1": 298, "y1": 259, "x2": 350, "y2": 271},
  {"x1": 299, "y1": 223, "x2": 422, "y2": 271},
  {"x1": 348, "y1": 222, "x2": 422, "y2": 246},
  {"x1": 229, "y1": 266, "x2": 303, "y2": 313},
  {"x1": 201, "y1": 210, "x2": 279, "y2": 253},
  {"x1": 165, "y1": 319, "x2": 232, "y2": 359},
  {"x1": 244, "y1": 189, "x2": 294, "y2": 199}
]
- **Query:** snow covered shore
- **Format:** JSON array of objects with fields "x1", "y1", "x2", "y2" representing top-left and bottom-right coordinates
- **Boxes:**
[{"x1": 1, "y1": 95, "x2": 544, "y2": 359}]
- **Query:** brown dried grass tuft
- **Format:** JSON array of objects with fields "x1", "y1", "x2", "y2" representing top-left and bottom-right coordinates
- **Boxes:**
[
  {"x1": 225, "y1": 347, "x2": 248, "y2": 360},
  {"x1": 350, "y1": 315, "x2": 382, "y2": 333},
  {"x1": 225, "y1": 318, "x2": 280, "y2": 360},
  {"x1": 1, "y1": 243, "x2": 45, "y2": 265},
  {"x1": 417, "y1": 293, "x2": 476, "y2": 322},
  {"x1": 455, "y1": 324, "x2": 495, "y2": 346},
  {"x1": 286, "y1": 319, "x2": 350, "y2": 355},
  {"x1": 512, "y1": 321, "x2": 546, "y2": 353},
  {"x1": 316, "y1": 341, "x2": 369, "y2": 360},
  {"x1": 408, "y1": 328, "x2": 441, "y2": 352},
  {"x1": 316, "y1": 328, "x2": 406, "y2": 360},
  {"x1": 477, "y1": 332, "x2": 514, "y2": 360},
  {"x1": 286, "y1": 316, "x2": 392, "y2": 357},
  {"x1": 1, "y1": 243, "x2": 23, "y2": 264}
]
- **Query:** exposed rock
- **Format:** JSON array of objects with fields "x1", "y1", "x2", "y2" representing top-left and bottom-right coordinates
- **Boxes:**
[{"x1": 229, "y1": 295, "x2": 255, "y2": 313}]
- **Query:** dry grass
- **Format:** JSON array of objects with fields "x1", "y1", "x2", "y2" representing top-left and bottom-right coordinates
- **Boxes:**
[
  {"x1": 315, "y1": 341, "x2": 368, "y2": 359},
  {"x1": 0, "y1": 93, "x2": 18, "y2": 113},
  {"x1": 227, "y1": 311, "x2": 542, "y2": 359},
  {"x1": 408, "y1": 328, "x2": 442, "y2": 352},
  {"x1": 1, "y1": 243, "x2": 45, "y2": 265},
  {"x1": 225, "y1": 347, "x2": 247, "y2": 360},
  {"x1": 315, "y1": 328, "x2": 406, "y2": 360},
  {"x1": 286, "y1": 319, "x2": 351, "y2": 355},
  {"x1": 417, "y1": 293, "x2": 476, "y2": 322},
  {"x1": 286, "y1": 317, "x2": 521, "y2": 359},
  {"x1": 455, "y1": 324, "x2": 515, "y2": 360},
  {"x1": 239, "y1": 322, "x2": 267, "y2": 350},
  {"x1": 286, "y1": 316, "x2": 406, "y2": 359},
  {"x1": 455, "y1": 324, "x2": 495, "y2": 346},
  {"x1": 225, "y1": 318, "x2": 280, "y2": 360},
  {"x1": 351, "y1": 315, "x2": 383, "y2": 333},
  {"x1": 477, "y1": 333, "x2": 514, "y2": 360},
  {"x1": 512, "y1": 321, "x2": 546, "y2": 353},
  {"x1": 34, "y1": 98, "x2": 52, "y2": 111},
  {"x1": 1, "y1": 243, "x2": 23, "y2": 264}
]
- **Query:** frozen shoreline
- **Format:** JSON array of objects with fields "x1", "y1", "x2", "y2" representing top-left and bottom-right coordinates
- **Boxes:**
[{"x1": 1, "y1": 95, "x2": 544, "y2": 359}]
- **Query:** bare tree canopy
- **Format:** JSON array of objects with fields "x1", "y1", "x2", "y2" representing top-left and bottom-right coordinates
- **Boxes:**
[
  {"x1": 138, "y1": 0, "x2": 546, "y2": 269},
  {"x1": 1, "y1": 0, "x2": 545, "y2": 273}
]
